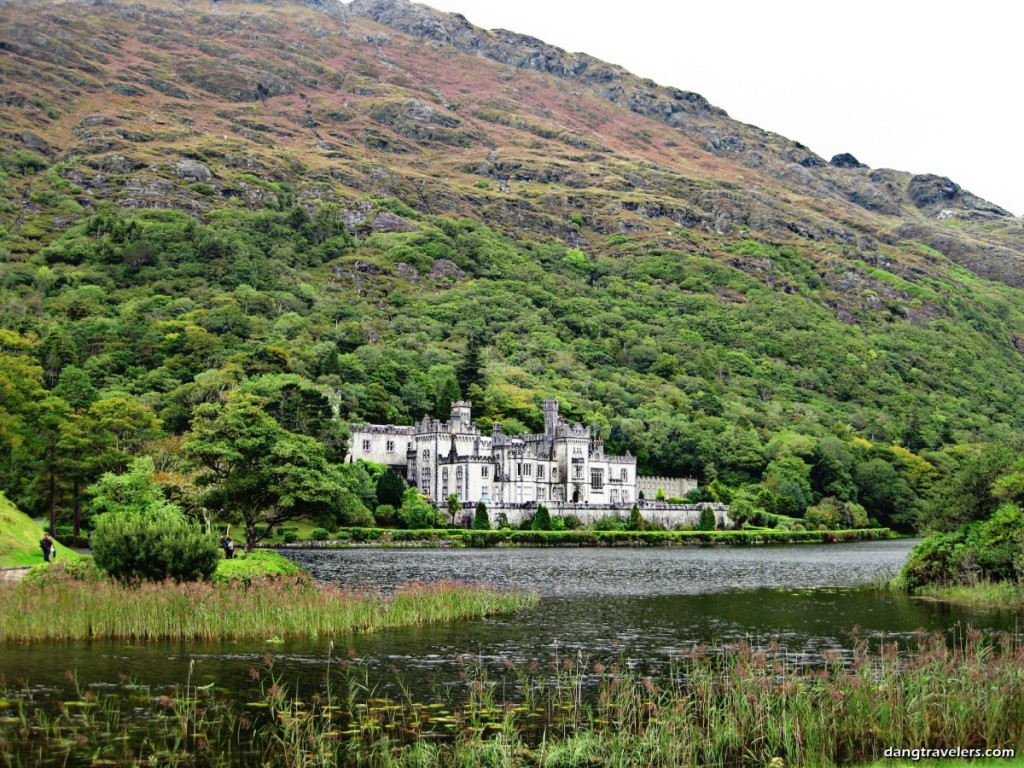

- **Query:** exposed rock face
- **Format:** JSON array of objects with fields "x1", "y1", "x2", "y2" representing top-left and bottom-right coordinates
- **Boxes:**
[
  {"x1": 830, "y1": 153, "x2": 866, "y2": 169},
  {"x1": 371, "y1": 211, "x2": 419, "y2": 233},
  {"x1": 174, "y1": 159, "x2": 213, "y2": 183}
]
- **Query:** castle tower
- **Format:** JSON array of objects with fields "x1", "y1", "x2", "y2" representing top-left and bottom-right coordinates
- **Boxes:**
[
  {"x1": 543, "y1": 400, "x2": 560, "y2": 436},
  {"x1": 449, "y1": 401, "x2": 473, "y2": 433}
]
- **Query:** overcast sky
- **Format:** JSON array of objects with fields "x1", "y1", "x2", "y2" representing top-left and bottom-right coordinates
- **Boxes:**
[{"x1": 388, "y1": 0, "x2": 1022, "y2": 216}]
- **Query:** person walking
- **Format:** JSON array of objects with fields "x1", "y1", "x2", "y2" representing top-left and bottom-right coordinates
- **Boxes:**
[{"x1": 40, "y1": 533, "x2": 54, "y2": 563}]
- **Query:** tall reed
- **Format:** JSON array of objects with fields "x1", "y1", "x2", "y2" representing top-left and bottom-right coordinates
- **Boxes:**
[{"x1": 0, "y1": 577, "x2": 537, "y2": 642}]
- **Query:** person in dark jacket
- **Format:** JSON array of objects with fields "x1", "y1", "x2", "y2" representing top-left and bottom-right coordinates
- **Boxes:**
[{"x1": 40, "y1": 533, "x2": 55, "y2": 563}]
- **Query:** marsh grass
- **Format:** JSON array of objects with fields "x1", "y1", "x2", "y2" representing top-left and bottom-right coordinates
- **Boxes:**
[
  {"x1": 3, "y1": 631, "x2": 1024, "y2": 766},
  {"x1": 0, "y1": 577, "x2": 537, "y2": 642}
]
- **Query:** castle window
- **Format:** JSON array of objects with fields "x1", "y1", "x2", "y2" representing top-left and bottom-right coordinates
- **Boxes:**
[
  {"x1": 524, "y1": 463, "x2": 532, "y2": 476},
  {"x1": 517, "y1": 463, "x2": 522, "y2": 477},
  {"x1": 423, "y1": 449, "x2": 430, "y2": 462},
  {"x1": 621, "y1": 468, "x2": 627, "y2": 481},
  {"x1": 481, "y1": 466, "x2": 489, "y2": 479},
  {"x1": 421, "y1": 468, "x2": 430, "y2": 495},
  {"x1": 591, "y1": 469, "x2": 604, "y2": 489},
  {"x1": 538, "y1": 487, "x2": 547, "y2": 501},
  {"x1": 574, "y1": 465, "x2": 582, "y2": 479},
  {"x1": 362, "y1": 439, "x2": 371, "y2": 451},
  {"x1": 386, "y1": 440, "x2": 395, "y2": 453},
  {"x1": 442, "y1": 468, "x2": 449, "y2": 480},
  {"x1": 552, "y1": 467, "x2": 558, "y2": 478},
  {"x1": 537, "y1": 466, "x2": 545, "y2": 480},
  {"x1": 456, "y1": 466, "x2": 464, "y2": 481}
]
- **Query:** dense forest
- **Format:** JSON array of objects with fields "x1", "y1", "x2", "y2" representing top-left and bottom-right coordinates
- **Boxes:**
[{"x1": 3, "y1": 0, "x2": 1024, "y2": 544}]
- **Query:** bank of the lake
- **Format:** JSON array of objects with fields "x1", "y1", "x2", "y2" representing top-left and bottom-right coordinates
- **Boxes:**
[
  {"x1": 909, "y1": 581, "x2": 1024, "y2": 610},
  {"x1": 278, "y1": 526, "x2": 894, "y2": 548}
]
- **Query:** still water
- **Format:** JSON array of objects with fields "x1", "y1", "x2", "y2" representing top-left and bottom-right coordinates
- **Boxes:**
[{"x1": 1, "y1": 540, "x2": 1020, "y2": 704}]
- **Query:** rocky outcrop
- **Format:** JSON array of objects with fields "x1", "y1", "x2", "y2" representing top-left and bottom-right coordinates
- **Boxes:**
[{"x1": 830, "y1": 153, "x2": 866, "y2": 169}]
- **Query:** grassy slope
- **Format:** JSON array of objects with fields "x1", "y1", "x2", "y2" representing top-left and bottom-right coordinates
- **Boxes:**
[{"x1": 0, "y1": 492, "x2": 77, "y2": 568}]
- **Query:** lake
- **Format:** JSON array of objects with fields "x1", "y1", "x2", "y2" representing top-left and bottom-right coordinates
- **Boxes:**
[{"x1": 1, "y1": 539, "x2": 1019, "y2": 707}]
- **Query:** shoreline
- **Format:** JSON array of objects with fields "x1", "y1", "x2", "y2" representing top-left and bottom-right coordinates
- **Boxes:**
[{"x1": 268, "y1": 526, "x2": 895, "y2": 549}]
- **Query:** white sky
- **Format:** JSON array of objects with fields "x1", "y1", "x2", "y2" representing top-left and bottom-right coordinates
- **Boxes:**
[{"x1": 388, "y1": 0, "x2": 1023, "y2": 216}]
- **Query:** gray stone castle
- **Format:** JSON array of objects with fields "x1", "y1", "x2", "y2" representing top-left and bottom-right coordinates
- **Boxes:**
[{"x1": 347, "y1": 400, "x2": 727, "y2": 528}]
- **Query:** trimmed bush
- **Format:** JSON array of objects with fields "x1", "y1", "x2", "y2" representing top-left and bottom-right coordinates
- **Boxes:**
[{"x1": 311, "y1": 527, "x2": 330, "y2": 541}]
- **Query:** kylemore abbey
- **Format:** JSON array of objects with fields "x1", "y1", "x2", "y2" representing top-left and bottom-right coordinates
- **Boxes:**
[{"x1": 347, "y1": 400, "x2": 728, "y2": 528}]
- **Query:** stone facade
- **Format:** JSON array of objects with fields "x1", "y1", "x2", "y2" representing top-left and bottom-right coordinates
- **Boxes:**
[
  {"x1": 348, "y1": 400, "x2": 638, "y2": 508},
  {"x1": 637, "y1": 475, "x2": 698, "y2": 501}
]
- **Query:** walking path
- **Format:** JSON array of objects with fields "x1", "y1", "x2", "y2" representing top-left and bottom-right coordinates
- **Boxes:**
[{"x1": 0, "y1": 567, "x2": 30, "y2": 582}]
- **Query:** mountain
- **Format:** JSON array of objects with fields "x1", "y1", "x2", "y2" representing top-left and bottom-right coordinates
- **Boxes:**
[{"x1": 2, "y1": 0, "x2": 1024, "y2": 525}]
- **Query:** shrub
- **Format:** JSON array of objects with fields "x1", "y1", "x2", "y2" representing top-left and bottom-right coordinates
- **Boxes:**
[
  {"x1": 311, "y1": 528, "x2": 329, "y2": 541},
  {"x1": 373, "y1": 504, "x2": 398, "y2": 527},
  {"x1": 900, "y1": 531, "x2": 967, "y2": 590},
  {"x1": 92, "y1": 509, "x2": 220, "y2": 582},
  {"x1": 22, "y1": 558, "x2": 105, "y2": 587},
  {"x1": 627, "y1": 504, "x2": 644, "y2": 531},
  {"x1": 213, "y1": 550, "x2": 305, "y2": 584},
  {"x1": 592, "y1": 514, "x2": 625, "y2": 531},
  {"x1": 282, "y1": 532, "x2": 298, "y2": 544},
  {"x1": 398, "y1": 488, "x2": 441, "y2": 529},
  {"x1": 562, "y1": 514, "x2": 583, "y2": 530}
]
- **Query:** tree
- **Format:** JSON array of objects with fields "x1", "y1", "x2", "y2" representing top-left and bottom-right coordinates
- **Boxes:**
[
  {"x1": 88, "y1": 396, "x2": 162, "y2": 474},
  {"x1": 854, "y1": 458, "x2": 917, "y2": 531},
  {"x1": 456, "y1": 334, "x2": 483, "y2": 396},
  {"x1": 89, "y1": 457, "x2": 219, "y2": 582},
  {"x1": 241, "y1": 374, "x2": 348, "y2": 462},
  {"x1": 627, "y1": 504, "x2": 643, "y2": 531},
  {"x1": 398, "y1": 488, "x2": 439, "y2": 529},
  {"x1": 183, "y1": 394, "x2": 348, "y2": 551},
  {"x1": 472, "y1": 501, "x2": 490, "y2": 530},
  {"x1": 810, "y1": 436, "x2": 857, "y2": 502},
  {"x1": 445, "y1": 493, "x2": 462, "y2": 527},
  {"x1": 376, "y1": 467, "x2": 406, "y2": 508}
]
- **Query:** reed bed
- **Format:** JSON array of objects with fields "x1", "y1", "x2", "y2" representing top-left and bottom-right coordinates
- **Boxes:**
[
  {"x1": 3, "y1": 631, "x2": 1022, "y2": 767},
  {"x1": 0, "y1": 577, "x2": 537, "y2": 642}
]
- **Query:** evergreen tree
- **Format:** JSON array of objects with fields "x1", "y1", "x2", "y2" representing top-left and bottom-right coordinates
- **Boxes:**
[
  {"x1": 532, "y1": 504, "x2": 551, "y2": 531},
  {"x1": 456, "y1": 334, "x2": 483, "y2": 396},
  {"x1": 472, "y1": 501, "x2": 490, "y2": 530},
  {"x1": 698, "y1": 505, "x2": 717, "y2": 531},
  {"x1": 376, "y1": 467, "x2": 406, "y2": 508},
  {"x1": 627, "y1": 503, "x2": 643, "y2": 531}
]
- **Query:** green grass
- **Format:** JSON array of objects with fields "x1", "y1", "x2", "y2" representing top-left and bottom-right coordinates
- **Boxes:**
[
  {"x1": 212, "y1": 549, "x2": 305, "y2": 583},
  {"x1": 0, "y1": 492, "x2": 78, "y2": 567}
]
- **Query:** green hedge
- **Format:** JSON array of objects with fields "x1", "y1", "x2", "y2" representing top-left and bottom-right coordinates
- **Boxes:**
[{"x1": 281, "y1": 527, "x2": 894, "y2": 548}]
